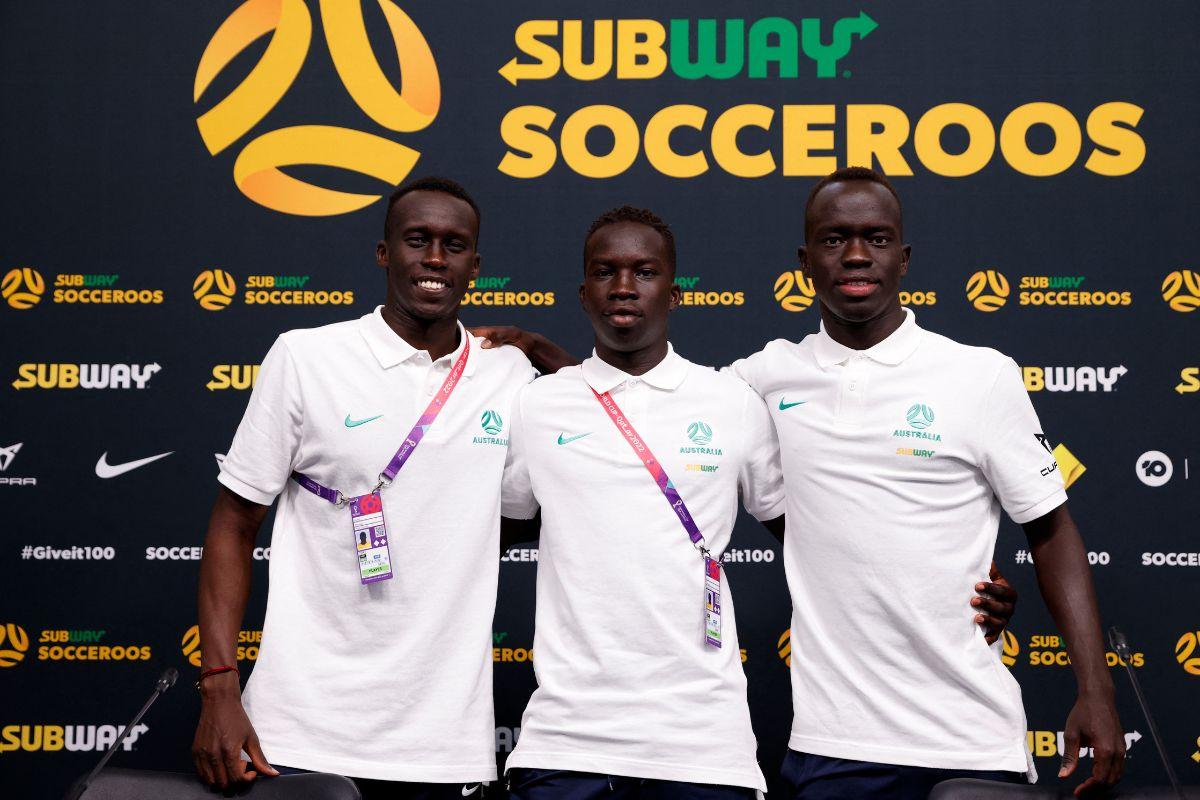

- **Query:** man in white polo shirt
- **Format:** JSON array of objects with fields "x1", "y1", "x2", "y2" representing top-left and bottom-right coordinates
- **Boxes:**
[
  {"x1": 191, "y1": 177, "x2": 551, "y2": 799},
  {"x1": 728, "y1": 167, "x2": 1125, "y2": 798},
  {"x1": 499, "y1": 207, "x2": 784, "y2": 798}
]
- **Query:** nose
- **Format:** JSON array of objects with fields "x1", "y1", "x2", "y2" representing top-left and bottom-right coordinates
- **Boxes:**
[
  {"x1": 841, "y1": 237, "x2": 873, "y2": 268},
  {"x1": 422, "y1": 242, "x2": 448, "y2": 269},
  {"x1": 609, "y1": 270, "x2": 639, "y2": 299}
]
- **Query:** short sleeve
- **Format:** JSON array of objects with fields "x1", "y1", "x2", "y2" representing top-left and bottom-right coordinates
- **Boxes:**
[
  {"x1": 738, "y1": 386, "x2": 786, "y2": 521},
  {"x1": 501, "y1": 387, "x2": 539, "y2": 520},
  {"x1": 978, "y1": 358, "x2": 1067, "y2": 524},
  {"x1": 722, "y1": 351, "x2": 765, "y2": 397},
  {"x1": 217, "y1": 336, "x2": 304, "y2": 505}
]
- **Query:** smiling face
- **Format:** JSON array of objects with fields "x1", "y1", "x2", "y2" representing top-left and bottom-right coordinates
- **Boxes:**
[
  {"x1": 800, "y1": 180, "x2": 910, "y2": 326},
  {"x1": 376, "y1": 190, "x2": 480, "y2": 322},
  {"x1": 580, "y1": 220, "x2": 680, "y2": 354}
]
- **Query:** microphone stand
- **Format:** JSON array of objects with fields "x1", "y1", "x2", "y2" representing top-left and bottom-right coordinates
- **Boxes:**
[
  {"x1": 1108, "y1": 627, "x2": 1185, "y2": 800},
  {"x1": 65, "y1": 667, "x2": 178, "y2": 800}
]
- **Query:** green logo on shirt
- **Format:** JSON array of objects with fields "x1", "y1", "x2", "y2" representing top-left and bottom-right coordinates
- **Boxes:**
[
  {"x1": 686, "y1": 421, "x2": 713, "y2": 445},
  {"x1": 557, "y1": 432, "x2": 592, "y2": 445},
  {"x1": 481, "y1": 410, "x2": 504, "y2": 435},
  {"x1": 344, "y1": 413, "x2": 383, "y2": 428},
  {"x1": 473, "y1": 410, "x2": 509, "y2": 446},
  {"x1": 906, "y1": 403, "x2": 935, "y2": 430},
  {"x1": 779, "y1": 398, "x2": 806, "y2": 410},
  {"x1": 681, "y1": 421, "x2": 722, "y2": 456}
]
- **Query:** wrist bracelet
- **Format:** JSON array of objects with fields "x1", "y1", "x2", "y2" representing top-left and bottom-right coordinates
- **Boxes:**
[{"x1": 196, "y1": 665, "x2": 239, "y2": 689}]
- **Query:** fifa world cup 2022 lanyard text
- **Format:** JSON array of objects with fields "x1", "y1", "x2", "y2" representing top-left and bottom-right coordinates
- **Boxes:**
[
  {"x1": 292, "y1": 338, "x2": 470, "y2": 585},
  {"x1": 591, "y1": 386, "x2": 722, "y2": 649}
]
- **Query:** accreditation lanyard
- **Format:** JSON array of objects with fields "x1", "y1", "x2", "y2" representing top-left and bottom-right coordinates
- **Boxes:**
[
  {"x1": 591, "y1": 386, "x2": 722, "y2": 649},
  {"x1": 291, "y1": 337, "x2": 470, "y2": 585}
]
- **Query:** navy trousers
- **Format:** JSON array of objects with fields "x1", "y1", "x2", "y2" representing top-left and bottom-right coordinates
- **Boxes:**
[
  {"x1": 275, "y1": 763, "x2": 487, "y2": 800},
  {"x1": 779, "y1": 750, "x2": 1024, "y2": 800},
  {"x1": 506, "y1": 768, "x2": 757, "y2": 800}
]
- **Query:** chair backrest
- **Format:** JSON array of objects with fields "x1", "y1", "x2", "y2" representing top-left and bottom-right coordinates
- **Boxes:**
[
  {"x1": 930, "y1": 778, "x2": 1200, "y2": 800},
  {"x1": 67, "y1": 769, "x2": 361, "y2": 800}
]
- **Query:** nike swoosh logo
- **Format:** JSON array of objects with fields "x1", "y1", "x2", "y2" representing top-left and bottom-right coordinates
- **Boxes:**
[
  {"x1": 345, "y1": 413, "x2": 383, "y2": 428},
  {"x1": 779, "y1": 399, "x2": 807, "y2": 410},
  {"x1": 557, "y1": 432, "x2": 593, "y2": 445},
  {"x1": 461, "y1": 785, "x2": 480, "y2": 797},
  {"x1": 95, "y1": 451, "x2": 174, "y2": 479}
]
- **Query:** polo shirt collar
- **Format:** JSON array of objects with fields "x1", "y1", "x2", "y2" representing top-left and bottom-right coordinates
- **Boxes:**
[
  {"x1": 359, "y1": 306, "x2": 476, "y2": 375},
  {"x1": 812, "y1": 307, "x2": 923, "y2": 368},
  {"x1": 581, "y1": 343, "x2": 688, "y2": 394}
]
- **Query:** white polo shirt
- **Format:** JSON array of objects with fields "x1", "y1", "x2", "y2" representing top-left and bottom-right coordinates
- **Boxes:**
[
  {"x1": 728, "y1": 309, "x2": 1062, "y2": 775},
  {"x1": 501, "y1": 345, "x2": 784, "y2": 791},
  {"x1": 218, "y1": 306, "x2": 535, "y2": 782}
]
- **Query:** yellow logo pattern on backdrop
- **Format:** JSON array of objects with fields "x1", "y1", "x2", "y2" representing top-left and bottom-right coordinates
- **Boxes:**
[{"x1": 194, "y1": 0, "x2": 440, "y2": 216}]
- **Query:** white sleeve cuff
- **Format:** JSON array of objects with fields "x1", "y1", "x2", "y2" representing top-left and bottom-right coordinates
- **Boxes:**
[
  {"x1": 1006, "y1": 488, "x2": 1067, "y2": 525},
  {"x1": 218, "y1": 469, "x2": 277, "y2": 506}
]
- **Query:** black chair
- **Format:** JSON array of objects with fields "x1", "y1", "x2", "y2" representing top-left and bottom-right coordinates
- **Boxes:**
[
  {"x1": 930, "y1": 778, "x2": 1199, "y2": 799},
  {"x1": 65, "y1": 769, "x2": 361, "y2": 799}
]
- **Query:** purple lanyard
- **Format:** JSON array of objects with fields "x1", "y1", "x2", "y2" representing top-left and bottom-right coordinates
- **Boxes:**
[
  {"x1": 591, "y1": 387, "x2": 708, "y2": 555},
  {"x1": 292, "y1": 336, "x2": 471, "y2": 507}
]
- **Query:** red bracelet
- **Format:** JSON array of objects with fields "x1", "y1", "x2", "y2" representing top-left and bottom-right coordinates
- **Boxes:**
[{"x1": 195, "y1": 665, "x2": 240, "y2": 689}]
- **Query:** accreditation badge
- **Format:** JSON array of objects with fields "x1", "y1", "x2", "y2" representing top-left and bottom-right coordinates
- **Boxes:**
[
  {"x1": 704, "y1": 556, "x2": 722, "y2": 648},
  {"x1": 350, "y1": 491, "x2": 393, "y2": 584}
]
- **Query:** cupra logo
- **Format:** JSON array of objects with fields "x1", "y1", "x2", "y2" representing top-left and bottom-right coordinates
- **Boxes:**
[{"x1": 194, "y1": 0, "x2": 440, "y2": 216}]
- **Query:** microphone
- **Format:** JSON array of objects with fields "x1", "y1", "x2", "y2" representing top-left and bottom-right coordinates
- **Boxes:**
[
  {"x1": 1108, "y1": 627, "x2": 1185, "y2": 800},
  {"x1": 65, "y1": 667, "x2": 179, "y2": 800}
]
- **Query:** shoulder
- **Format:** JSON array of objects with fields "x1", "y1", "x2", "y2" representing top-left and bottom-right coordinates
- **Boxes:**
[
  {"x1": 685, "y1": 359, "x2": 760, "y2": 402},
  {"x1": 470, "y1": 337, "x2": 537, "y2": 382},
  {"x1": 273, "y1": 316, "x2": 363, "y2": 361},
  {"x1": 918, "y1": 329, "x2": 1015, "y2": 376},
  {"x1": 726, "y1": 336, "x2": 812, "y2": 391}
]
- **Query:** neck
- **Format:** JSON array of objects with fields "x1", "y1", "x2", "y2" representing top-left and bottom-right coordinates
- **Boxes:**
[
  {"x1": 595, "y1": 338, "x2": 668, "y2": 376},
  {"x1": 381, "y1": 302, "x2": 460, "y2": 361},
  {"x1": 819, "y1": 304, "x2": 906, "y2": 350}
]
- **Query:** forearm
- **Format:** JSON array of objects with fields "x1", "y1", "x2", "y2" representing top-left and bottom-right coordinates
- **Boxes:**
[
  {"x1": 198, "y1": 488, "x2": 267, "y2": 670},
  {"x1": 1026, "y1": 505, "x2": 1113, "y2": 696},
  {"x1": 526, "y1": 333, "x2": 580, "y2": 374}
]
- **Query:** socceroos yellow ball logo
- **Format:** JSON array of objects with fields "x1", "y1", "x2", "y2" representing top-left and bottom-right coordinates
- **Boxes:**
[
  {"x1": 195, "y1": 0, "x2": 440, "y2": 216},
  {"x1": 0, "y1": 623, "x2": 30, "y2": 668},
  {"x1": 1000, "y1": 629, "x2": 1019, "y2": 668},
  {"x1": 1162, "y1": 270, "x2": 1200, "y2": 313},
  {"x1": 182, "y1": 624, "x2": 203, "y2": 668},
  {"x1": 1175, "y1": 630, "x2": 1200, "y2": 676},
  {"x1": 774, "y1": 270, "x2": 816, "y2": 312},
  {"x1": 777, "y1": 629, "x2": 792, "y2": 666},
  {"x1": 193, "y1": 269, "x2": 238, "y2": 310},
  {"x1": 2, "y1": 268, "x2": 45, "y2": 310},
  {"x1": 966, "y1": 269, "x2": 1010, "y2": 312}
]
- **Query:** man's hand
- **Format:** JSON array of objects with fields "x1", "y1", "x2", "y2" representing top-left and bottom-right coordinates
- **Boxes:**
[
  {"x1": 191, "y1": 672, "x2": 278, "y2": 789},
  {"x1": 468, "y1": 325, "x2": 579, "y2": 373},
  {"x1": 1059, "y1": 691, "x2": 1125, "y2": 797},
  {"x1": 973, "y1": 560, "x2": 1018, "y2": 644},
  {"x1": 470, "y1": 325, "x2": 533, "y2": 353}
]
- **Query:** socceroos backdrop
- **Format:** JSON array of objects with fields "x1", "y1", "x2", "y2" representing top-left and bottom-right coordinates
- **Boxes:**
[{"x1": 1, "y1": 1, "x2": 1198, "y2": 797}]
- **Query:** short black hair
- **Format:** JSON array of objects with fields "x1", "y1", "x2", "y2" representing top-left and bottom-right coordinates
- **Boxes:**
[
  {"x1": 384, "y1": 176, "x2": 481, "y2": 241},
  {"x1": 584, "y1": 205, "x2": 676, "y2": 272},
  {"x1": 804, "y1": 166, "x2": 902, "y2": 240}
]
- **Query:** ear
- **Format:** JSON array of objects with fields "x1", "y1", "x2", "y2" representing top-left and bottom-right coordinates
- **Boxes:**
[
  {"x1": 900, "y1": 244, "x2": 911, "y2": 278},
  {"x1": 797, "y1": 245, "x2": 808, "y2": 273},
  {"x1": 471, "y1": 252, "x2": 481, "y2": 283},
  {"x1": 668, "y1": 280, "x2": 682, "y2": 312},
  {"x1": 376, "y1": 241, "x2": 388, "y2": 268}
]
